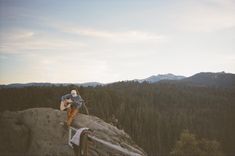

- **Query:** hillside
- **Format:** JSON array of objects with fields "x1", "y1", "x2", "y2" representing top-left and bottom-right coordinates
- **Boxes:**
[
  {"x1": 179, "y1": 72, "x2": 235, "y2": 88},
  {"x1": 0, "y1": 82, "x2": 103, "y2": 89},
  {"x1": 136, "y1": 74, "x2": 185, "y2": 83},
  {"x1": 0, "y1": 75, "x2": 235, "y2": 156},
  {"x1": 0, "y1": 108, "x2": 146, "y2": 156}
]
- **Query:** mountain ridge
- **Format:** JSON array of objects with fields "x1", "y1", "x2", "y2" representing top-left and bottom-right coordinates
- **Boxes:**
[
  {"x1": 178, "y1": 71, "x2": 235, "y2": 88},
  {"x1": 136, "y1": 73, "x2": 185, "y2": 83},
  {"x1": 1, "y1": 71, "x2": 234, "y2": 89}
]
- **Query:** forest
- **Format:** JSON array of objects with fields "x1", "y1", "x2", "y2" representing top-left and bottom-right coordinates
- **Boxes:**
[{"x1": 0, "y1": 81, "x2": 234, "y2": 156}]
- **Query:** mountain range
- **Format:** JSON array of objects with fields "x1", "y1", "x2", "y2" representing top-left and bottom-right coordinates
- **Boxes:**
[
  {"x1": 135, "y1": 73, "x2": 185, "y2": 83},
  {"x1": 0, "y1": 82, "x2": 103, "y2": 88},
  {"x1": 1, "y1": 72, "x2": 234, "y2": 89},
  {"x1": 180, "y1": 71, "x2": 235, "y2": 88}
]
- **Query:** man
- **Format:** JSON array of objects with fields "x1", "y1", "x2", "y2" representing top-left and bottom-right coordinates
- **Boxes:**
[{"x1": 61, "y1": 89, "x2": 85, "y2": 127}]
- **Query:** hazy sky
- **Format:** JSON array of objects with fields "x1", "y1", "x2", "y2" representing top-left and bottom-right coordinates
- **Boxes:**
[{"x1": 0, "y1": 0, "x2": 235, "y2": 84}]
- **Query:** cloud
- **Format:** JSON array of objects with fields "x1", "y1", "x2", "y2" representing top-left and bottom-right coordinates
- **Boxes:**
[
  {"x1": 0, "y1": 55, "x2": 8, "y2": 60},
  {"x1": 0, "y1": 29, "x2": 86, "y2": 54},
  {"x1": 171, "y1": 0, "x2": 235, "y2": 32},
  {"x1": 52, "y1": 23, "x2": 166, "y2": 43},
  {"x1": 19, "y1": 53, "x2": 116, "y2": 83},
  {"x1": 0, "y1": 25, "x2": 166, "y2": 55}
]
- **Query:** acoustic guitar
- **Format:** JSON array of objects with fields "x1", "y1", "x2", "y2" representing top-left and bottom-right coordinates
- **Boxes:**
[{"x1": 60, "y1": 99, "x2": 73, "y2": 111}]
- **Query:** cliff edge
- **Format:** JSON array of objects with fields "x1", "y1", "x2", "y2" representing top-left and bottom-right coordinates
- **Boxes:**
[{"x1": 0, "y1": 108, "x2": 146, "y2": 156}]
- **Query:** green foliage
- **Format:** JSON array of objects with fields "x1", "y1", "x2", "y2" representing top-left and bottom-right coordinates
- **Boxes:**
[
  {"x1": 0, "y1": 82, "x2": 235, "y2": 156},
  {"x1": 171, "y1": 130, "x2": 224, "y2": 156}
]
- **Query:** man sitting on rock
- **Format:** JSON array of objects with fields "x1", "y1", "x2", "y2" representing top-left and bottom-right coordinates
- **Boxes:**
[{"x1": 61, "y1": 89, "x2": 86, "y2": 127}]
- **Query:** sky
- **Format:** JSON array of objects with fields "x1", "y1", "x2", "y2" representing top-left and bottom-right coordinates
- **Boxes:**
[{"x1": 0, "y1": 0, "x2": 235, "y2": 84}]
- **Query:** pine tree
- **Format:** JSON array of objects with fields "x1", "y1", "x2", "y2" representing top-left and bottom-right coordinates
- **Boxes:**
[{"x1": 171, "y1": 130, "x2": 224, "y2": 156}]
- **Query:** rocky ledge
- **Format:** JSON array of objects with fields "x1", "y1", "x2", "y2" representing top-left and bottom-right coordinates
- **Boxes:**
[{"x1": 0, "y1": 108, "x2": 147, "y2": 156}]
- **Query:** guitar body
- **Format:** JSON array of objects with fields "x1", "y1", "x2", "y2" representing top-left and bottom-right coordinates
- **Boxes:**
[{"x1": 60, "y1": 99, "x2": 73, "y2": 111}]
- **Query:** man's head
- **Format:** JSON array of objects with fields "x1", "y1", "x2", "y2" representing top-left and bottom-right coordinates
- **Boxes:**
[{"x1": 71, "y1": 90, "x2": 78, "y2": 97}]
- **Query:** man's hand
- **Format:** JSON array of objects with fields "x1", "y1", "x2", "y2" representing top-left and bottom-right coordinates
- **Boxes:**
[{"x1": 63, "y1": 100, "x2": 69, "y2": 106}]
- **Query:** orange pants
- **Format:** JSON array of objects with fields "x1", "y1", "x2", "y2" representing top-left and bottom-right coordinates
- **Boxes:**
[{"x1": 67, "y1": 107, "x2": 79, "y2": 126}]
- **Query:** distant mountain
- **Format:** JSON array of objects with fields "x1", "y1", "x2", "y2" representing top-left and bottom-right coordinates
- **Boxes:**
[
  {"x1": 137, "y1": 73, "x2": 186, "y2": 83},
  {"x1": 1, "y1": 74, "x2": 186, "y2": 88},
  {"x1": 0, "y1": 82, "x2": 103, "y2": 89},
  {"x1": 1, "y1": 72, "x2": 234, "y2": 89},
  {"x1": 1, "y1": 83, "x2": 53, "y2": 88},
  {"x1": 180, "y1": 72, "x2": 235, "y2": 88},
  {"x1": 78, "y1": 82, "x2": 103, "y2": 87}
]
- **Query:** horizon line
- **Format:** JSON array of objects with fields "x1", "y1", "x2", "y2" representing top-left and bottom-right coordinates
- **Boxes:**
[{"x1": 1, "y1": 71, "x2": 233, "y2": 85}]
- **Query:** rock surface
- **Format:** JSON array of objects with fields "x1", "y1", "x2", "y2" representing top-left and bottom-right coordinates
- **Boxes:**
[{"x1": 0, "y1": 108, "x2": 146, "y2": 156}]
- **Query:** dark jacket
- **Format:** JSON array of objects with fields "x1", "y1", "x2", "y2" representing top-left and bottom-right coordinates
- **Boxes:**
[{"x1": 61, "y1": 94, "x2": 84, "y2": 108}]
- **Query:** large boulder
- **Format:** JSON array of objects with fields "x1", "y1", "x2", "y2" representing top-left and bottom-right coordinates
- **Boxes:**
[{"x1": 0, "y1": 108, "x2": 146, "y2": 156}]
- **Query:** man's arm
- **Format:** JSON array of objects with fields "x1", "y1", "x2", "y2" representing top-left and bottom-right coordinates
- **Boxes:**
[
  {"x1": 78, "y1": 95, "x2": 84, "y2": 102},
  {"x1": 61, "y1": 94, "x2": 72, "y2": 101}
]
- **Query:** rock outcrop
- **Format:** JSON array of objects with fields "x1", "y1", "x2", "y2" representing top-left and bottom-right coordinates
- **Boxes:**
[{"x1": 0, "y1": 108, "x2": 146, "y2": 156}]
